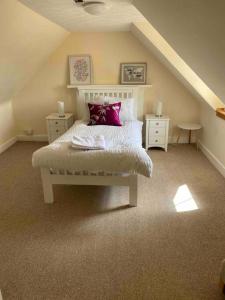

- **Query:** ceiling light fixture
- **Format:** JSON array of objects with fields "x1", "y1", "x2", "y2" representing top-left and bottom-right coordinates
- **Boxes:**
[{"x1": 74, "y1": 0, "x2": 111, "y2": 16}]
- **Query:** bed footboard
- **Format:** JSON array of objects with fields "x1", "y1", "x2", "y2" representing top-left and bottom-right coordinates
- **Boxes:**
[{"x1": 40, "y1": 168, "x2": 138, "y2": 207}]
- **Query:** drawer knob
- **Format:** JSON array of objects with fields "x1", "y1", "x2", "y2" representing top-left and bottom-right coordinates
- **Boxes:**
[
  {"x1": 55, "y1": 121, "x2": 58, "y2": 124},
  {"x1": 155, "y1": 139, "x2": 158, "y2": 142},
  {"x1": 56, "y1": 129, "x2": 59, "y2": 133},
  {"x1": 156, "y1": 122, "x2": 159, "y2": 125},
  {"x1": 156, "y1": 130, "x2": 159, "y2": 133}
]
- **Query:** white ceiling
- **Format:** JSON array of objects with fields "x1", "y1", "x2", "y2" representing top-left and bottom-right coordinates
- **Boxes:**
[{"x1": 19, "y1": 0, "x2": 145, "y2": 32}]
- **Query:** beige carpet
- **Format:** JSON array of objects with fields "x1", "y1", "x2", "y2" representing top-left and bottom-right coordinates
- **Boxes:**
[{"x1": 0, "y1": 142, "x2": 225, "y2": 300}]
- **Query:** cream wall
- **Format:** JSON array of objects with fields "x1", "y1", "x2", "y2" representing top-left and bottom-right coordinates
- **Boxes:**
[
  {"x1": 13, "y1": 32, "x2": 200, "y2": 139},
  {"x1": 0, "y1": 100, "x2": 15, "y2": 145},
  {"x1": 0, "y1": 0, "x2": 68, "y2": 146},
  {"x1": 0, "y1": 0, "x2": 68, "y2": 104},
  {"x1": 200, "y1": 103, "x2": 225, "y2": 168}
]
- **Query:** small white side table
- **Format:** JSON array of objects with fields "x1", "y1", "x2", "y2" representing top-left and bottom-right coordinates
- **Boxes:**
[
  {"x1": 177, "y1": 123, "x2": 202, "y2": 145},
  {"x1": 46, "y1": 113, "x2": 74, "y2": 143}
]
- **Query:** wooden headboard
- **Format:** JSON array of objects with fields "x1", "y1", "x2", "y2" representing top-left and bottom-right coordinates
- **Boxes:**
[{"x1": 68, "y1": 84, "x2": 150, "y2": 120}]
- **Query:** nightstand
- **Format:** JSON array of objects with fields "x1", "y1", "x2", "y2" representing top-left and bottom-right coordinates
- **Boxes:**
[
  {"x1": 145, "y1": 114, "x2": 170, "y2": 152},
  {"x1": 46, "y1": 113, "x2": 74, "y2": 143}
]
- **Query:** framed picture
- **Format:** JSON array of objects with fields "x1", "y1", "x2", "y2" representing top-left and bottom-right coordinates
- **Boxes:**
[
  {"x1": 69, "y1": 55, "x2": 92, "y2": 85},
  {"x1": 120, "y1": 63, "x2": 147, "y2": 85}
]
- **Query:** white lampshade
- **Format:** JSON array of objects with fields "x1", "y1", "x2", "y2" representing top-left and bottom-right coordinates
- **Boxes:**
[
  {"x1": 57, "y1": 101, "x2": 65, "y2": 117},
  {"x1": 156, "y1": 101, "x2": 163, "y2": 117}
]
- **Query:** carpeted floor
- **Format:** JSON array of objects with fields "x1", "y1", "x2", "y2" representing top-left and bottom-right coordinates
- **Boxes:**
[{"x1": 0, "y1": 142, "x2": 225, "y2": 300}]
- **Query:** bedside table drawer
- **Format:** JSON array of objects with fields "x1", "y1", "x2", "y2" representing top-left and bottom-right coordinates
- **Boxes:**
[
  {"x1": 49, "y1": 127, "x2": 65, "y2": 135},
  {"x1": 149, "y1": 136, "x2": 165, "y2": 145},
  {"x1": 48, "y1": 125, "x2": 66, "y2": 133},
  {"x1": 149, "y1": 127, "x2": 165, "y2": 136},
  {"x1": 48, "y1": 120, "x2": 65, "y2": 128},
  {"x1": 149, "y1": 120, "x2": 166, "y2": 128},
  {"x1": 48, "y1": 131, "x2": 64, "y2": 143}
]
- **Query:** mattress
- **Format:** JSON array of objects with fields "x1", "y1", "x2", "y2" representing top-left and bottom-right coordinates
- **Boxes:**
[{"x1": 32, "y1": 120, "x2": 153, "y2": 177}]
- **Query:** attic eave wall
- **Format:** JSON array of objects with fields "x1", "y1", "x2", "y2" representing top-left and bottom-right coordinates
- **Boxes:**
[{"x1": 131, "y1": 22, "x2": 224, "y2": 110}]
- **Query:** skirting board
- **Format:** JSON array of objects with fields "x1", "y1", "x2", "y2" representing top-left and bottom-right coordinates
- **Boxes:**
[
  {"x1": 169, "y1": 135, "x2": 196, "y2": 144},
  {"x1": 198, "y1": 141, "x2": 225, "y2": 178},
  {"x1": 0, "y1": 136, "x2": 17, "y2": 155},
  {"x1": 17, "y1": 134, "x2": 48, "y2": 142},
  {"x1": 0, "y1": 135, "x2": 47, "y2": 155}
]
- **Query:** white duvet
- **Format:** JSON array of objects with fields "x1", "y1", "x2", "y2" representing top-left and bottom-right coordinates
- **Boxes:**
[{"x1": 32, "y1": 120, "x2": 153, "y2": 177}]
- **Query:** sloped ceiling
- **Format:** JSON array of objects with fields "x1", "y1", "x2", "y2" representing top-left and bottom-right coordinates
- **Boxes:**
[
  {"x1": 131, "y1": 22, "x2": 223, "y2": 110},
  {"x1": 0, "y1": 0, "x2": 69, "y2": 104},
  {"x1": 133, "y1": 0, "x2": 225, "y2": 105},
  {"x1": 19, "y1": 0, "x2": 145, "y2": 31}
]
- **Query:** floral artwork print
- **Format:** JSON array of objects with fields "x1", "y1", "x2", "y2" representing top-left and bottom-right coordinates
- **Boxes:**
[
  {"x1": 69, "y1": 56, "x2": 92, "y2": 85},
  {"x1": 74, "y1": 59, "x2": 88, "y2": 82},
  {"x1": 88, "y1": 102, "x2": 122, "y2": 126}
]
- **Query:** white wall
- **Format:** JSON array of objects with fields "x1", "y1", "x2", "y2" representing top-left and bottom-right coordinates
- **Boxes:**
[
  {"x1": 0, "y1": 100, "x2": 15, "y2": 145},
  {"x1": 200, "y1": 102, "x2": 225, "y2": 171}
]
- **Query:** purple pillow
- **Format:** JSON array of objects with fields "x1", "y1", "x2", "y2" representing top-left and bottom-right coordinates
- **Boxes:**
[{"x1": 88, "y1": 102, "x2": 122, "y2": 126}]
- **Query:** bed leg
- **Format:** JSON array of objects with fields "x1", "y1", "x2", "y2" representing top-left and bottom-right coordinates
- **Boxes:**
[
  {"x1": 41, "y1": 168, "x2": 54, "y2": 204},
  {"x1": 129, "y1": 175, "x2": 138, "y2": 207}
]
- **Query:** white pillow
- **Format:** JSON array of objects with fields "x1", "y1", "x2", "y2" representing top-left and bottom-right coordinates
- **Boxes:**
[{"x1": 104, "y1": 97, "x2": 136, "y2": 121}]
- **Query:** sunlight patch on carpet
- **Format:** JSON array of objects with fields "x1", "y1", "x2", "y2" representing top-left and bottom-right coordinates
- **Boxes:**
[{"x1": 173, "y1": 184, "x2": 198, "y2": 212}]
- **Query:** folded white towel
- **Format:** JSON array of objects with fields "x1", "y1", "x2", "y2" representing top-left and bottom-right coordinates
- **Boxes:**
[{"x1": 71, "y1": 135, "x2": 106, "y2": 150}]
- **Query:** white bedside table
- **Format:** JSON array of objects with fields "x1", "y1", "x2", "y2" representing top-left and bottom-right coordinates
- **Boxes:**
[
  {"x1": 46, "y1": 113, "x2": 74, "y2": 143},
  {"x1": 145, "y1": 114, "x2": 170, "y2": 152}
]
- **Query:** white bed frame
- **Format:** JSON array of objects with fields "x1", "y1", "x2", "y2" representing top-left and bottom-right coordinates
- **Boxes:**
[
  {"x1": 40, "y1": 85, "x2": 148, "y2": 207},
  {"x1": 41, "y1": 168, "x2": 138, "y2": 206}
]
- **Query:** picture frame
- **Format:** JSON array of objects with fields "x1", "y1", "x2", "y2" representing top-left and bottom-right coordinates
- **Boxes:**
[
  {"x1": 120, "y1": 63, "x2": 147, "y2": 85},
  {"x1": 69, "y1": 55, "x2": 92, "y2": 85}
]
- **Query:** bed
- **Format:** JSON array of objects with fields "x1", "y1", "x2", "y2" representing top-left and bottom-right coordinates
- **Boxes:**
[{"x1": 32, "y1": 86, "x2": 153, "y2": 206}]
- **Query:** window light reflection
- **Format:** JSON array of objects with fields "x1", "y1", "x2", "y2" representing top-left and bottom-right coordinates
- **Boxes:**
[{"x1": 173, "y1": 184, "x2": 198, "y2": 212}]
